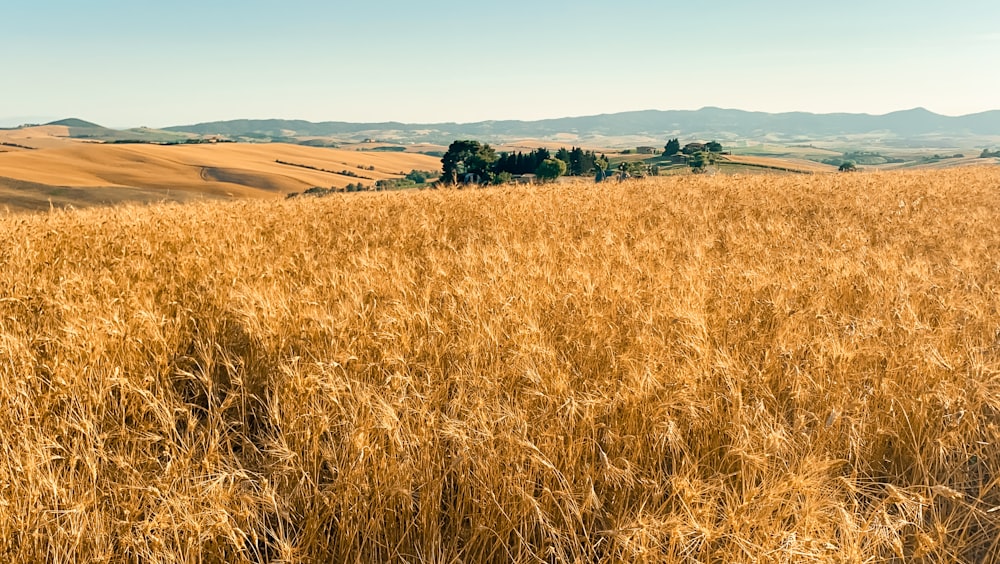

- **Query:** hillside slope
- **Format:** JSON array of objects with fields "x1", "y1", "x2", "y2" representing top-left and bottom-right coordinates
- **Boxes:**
[
  {"x1": 719, "y1": 154, "x2": 839, "y2": 173},
  {"x1": 0, "y1": 125, "x2": 76, "y2": 150},
  {"x1": 0, "y1": 143, "x2": 441, "y2": 211},
  {"x1": 163, "y1": 107, "x2": 1000, "y2": 146}
]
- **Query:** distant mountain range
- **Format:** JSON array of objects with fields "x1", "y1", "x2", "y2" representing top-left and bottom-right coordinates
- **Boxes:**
[
  {"x1": 161, "y1": 107, "x2": 1000, "y2": 147},
  {"x1": 5, "y1": 108, "x2": 1000, "y2": 148}
]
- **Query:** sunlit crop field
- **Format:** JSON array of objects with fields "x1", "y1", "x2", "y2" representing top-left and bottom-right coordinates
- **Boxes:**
[{"x1": 1, "y1": 169, "x2": 999, "y2": 562}]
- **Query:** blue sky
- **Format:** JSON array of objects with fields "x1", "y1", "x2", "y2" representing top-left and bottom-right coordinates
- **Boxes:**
[{"x1": 2, "y1": 0, "x2": 998, "y2": 127}]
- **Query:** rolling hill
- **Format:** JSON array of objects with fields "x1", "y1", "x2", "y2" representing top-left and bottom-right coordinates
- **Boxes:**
[
  {"x1": 4, "y1": 108, "x2": 999, "y2": 213},
  {"x1": 717, "y1": 154, "x2": 839, "y2": 173},
  {"x1": 1, "y1": 118, "x2": 193, "y2": 144},
  {"x1": 0, "y1": 124, "x2": 79, "y2": 150},
  {"x1": 0, "y1": 142, "x2": 441, "y2": 212},
  {"x1": 162, "y1": 107, "x2": 1000, "y2": 147}
]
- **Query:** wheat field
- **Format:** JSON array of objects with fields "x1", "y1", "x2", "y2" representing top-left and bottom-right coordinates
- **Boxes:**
[{"x1": 1, "y1": 169, "x2": 999, "y2": 562}]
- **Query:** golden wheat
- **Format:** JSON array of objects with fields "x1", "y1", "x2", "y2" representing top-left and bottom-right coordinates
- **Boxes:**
[{"x1": 1, "y1": 168, "x2": 999, "y2": 562}]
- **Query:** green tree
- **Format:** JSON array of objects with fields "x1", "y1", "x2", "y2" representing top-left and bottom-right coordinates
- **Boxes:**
[
  {"x1": 405, "y1": 169, "x2": 436, "y2": 184},
  {"x1": 624, "y1": 161, "x2": 648, "y2": 177},
  {"x1": 595, "y1": 153, "x2": 609, "y2": 172},
  {"x1": 688, "y1": 152, "x2": 712, "y2": 173},
  {"x1": 664, "y1": 138, "x2": 681, "y2": 155},
  {"x1": 706, "y1": 140, "x2": 723, "y2": 153},
  {"x1": 493, "y1": 171, "x2": 513, "y2": 185},
  {"x1": 535, "y1": 158, "x2": 567, "y2": 182},
  {"x1": 440, "y1": 140, "x2": 498, "y2": 184},
  {"x1": 569, "y1": 147, "x2": 585, "y2": 175},
  {"x1": 838, "y1": 161, "x2": 857, "y2": 172}
]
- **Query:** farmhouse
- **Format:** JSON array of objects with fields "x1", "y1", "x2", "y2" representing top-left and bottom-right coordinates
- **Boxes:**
[{"x1": 682, "y1": 142, "x2": 706, "y2": 154}]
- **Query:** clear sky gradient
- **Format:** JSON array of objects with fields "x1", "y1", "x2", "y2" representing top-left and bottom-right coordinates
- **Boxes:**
[{"x1": 2, "y1": 0, "x2": 998, "y2": 127}]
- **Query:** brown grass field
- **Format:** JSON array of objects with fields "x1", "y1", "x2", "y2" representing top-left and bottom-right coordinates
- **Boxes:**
[
  {"x1": 719, "y1": 154, "x2": 840, "y2": 174},
  {"x1": 0, "y1": 142, "x2": 441, "y2": 212},
  {"x1": 1, "y1": 168, "x2": 1000, "y2": 562},
  {"x1": 886, "y1": 156, "x2": 999, "y2": 171},
  {"x1": 0, "y1": 125, "x2": 76, "y2": 150}
]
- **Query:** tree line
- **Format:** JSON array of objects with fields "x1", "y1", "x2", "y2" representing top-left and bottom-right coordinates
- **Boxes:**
[{"x1": 440, "y1": 140, "x2": 608, "y2": 185}]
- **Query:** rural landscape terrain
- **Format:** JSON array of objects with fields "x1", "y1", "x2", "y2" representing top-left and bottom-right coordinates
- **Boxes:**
[
  {"x1": 3, "y1": 108, "x2": 1000, "y2": 212},
  {"x1": 6, "y1": 0, "x2": 1000, "y2": 560},
  {"x1": 2, "y1": 162, "x2": 1000, "y2": 560}
]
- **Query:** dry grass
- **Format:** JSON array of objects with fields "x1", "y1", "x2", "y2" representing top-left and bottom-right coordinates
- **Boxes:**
[
  {"x1": 0, "y1": 125, "x2": 76, "y2": 150},
  {"x1": 1, "y1": 168, "x2": 999, "y2": 562},
  {"x1": 719, "y1": 154, "x2": 839, "y2": 173},
  {"x1": 0, "y1": 142, "x2": 442, "y2": 212}
]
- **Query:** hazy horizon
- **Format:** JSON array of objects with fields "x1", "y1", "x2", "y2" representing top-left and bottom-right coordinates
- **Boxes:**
[
  {"x1": 3, "y1": 0, "x2": 999, "y2": 128},
  {"x1": 5, "y1": 105, "x2": 1000, "y2": 132}
]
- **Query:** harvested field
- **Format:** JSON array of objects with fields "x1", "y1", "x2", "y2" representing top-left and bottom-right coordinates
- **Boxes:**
[{"x1": 0, "y1": 142, "x2": 442, "y2": 211}]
